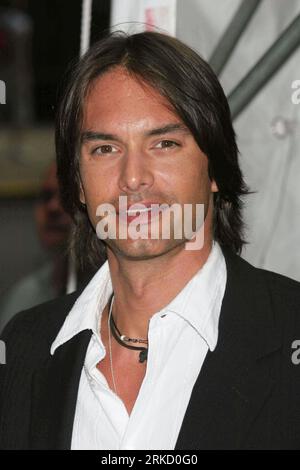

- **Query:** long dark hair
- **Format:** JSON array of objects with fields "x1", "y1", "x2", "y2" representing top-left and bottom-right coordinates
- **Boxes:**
[{"x1": 55, "y1": 31, "x2": 250, "y2": 270}]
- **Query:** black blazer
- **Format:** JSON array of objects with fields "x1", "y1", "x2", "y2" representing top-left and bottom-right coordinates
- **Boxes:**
[{"x1": 1, "y1": 248, "x2": 300, "y2": 450}]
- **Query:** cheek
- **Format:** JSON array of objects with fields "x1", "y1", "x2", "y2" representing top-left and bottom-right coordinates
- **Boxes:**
[
  {"x1": 172, "y1": 158, "x2": 211, "y2": 202},
  {"x1": 79, "y1": 164, "x2": 117, "y2": 214},
  {"x1": 80, "y1": 165, "x2": 101, "y2": 202}
]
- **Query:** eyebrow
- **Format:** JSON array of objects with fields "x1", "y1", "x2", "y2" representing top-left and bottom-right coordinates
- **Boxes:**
[{"x1": 80, "y1": 123, "x2": 190, "y2": 144}]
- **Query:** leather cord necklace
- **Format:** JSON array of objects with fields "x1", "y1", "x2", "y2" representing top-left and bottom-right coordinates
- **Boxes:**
[{"x1": 108, "y1": 294, "x2": 148, "y2": 364}]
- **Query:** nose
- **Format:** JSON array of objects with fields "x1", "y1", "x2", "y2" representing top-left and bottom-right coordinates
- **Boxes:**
[
  {"x1": 48, "y1": 192, "x2": 63, "y2": 213},
  {"x1": 118, "y1": 147, "x2": 154, "y2": 194}
]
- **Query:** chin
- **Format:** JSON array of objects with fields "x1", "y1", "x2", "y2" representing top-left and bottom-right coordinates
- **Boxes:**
[{"x1": 106, "y1": 237, "x2": 185, "y2": 261}]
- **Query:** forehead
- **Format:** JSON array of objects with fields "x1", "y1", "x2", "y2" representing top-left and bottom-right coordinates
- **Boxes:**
[{"x1": 82, "y1": 66, "x2": 181, "y2": 129}]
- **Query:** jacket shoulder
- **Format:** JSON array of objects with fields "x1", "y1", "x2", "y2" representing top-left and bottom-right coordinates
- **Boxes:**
[
  {"x1": 259, "y1": 267, "x2": 300, "y2": 338},
  {"x1": 236, "y1": 255, "x2": 300, "y2": 336},
  {"x1": 229, "y1": 249, "x2": 300, "y2": 299},
  {"x1": 257, "y1": 265, "x2": 300, "y2": 303},
  {"x1": 223, "y1": 248, "x2": 300, "y2": 325},
  {"x1": 0, "y1": 290, "x2": 82, "y2": 362}
]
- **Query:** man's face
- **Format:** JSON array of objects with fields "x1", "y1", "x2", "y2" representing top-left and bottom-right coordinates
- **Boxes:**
[{"x1": 79, "y1": 67, "x2": 218, "y2": 260}]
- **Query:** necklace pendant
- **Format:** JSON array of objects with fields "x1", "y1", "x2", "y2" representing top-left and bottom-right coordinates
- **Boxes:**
[{"x1": 139, "y1": 349, "x2": 148, "y2": 363}]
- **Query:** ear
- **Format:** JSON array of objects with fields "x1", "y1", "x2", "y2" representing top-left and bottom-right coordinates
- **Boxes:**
[{"x1": 211, "y1": 179, "x2": 218, "y2": 193}]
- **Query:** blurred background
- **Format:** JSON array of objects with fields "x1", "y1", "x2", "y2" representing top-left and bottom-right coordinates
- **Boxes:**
[
  {"x1": 0, "y1": 0, "x2": 110, "y2": 330},
  {"x1": 0, "y1": 0, "x2": 300, "y2": 330}
]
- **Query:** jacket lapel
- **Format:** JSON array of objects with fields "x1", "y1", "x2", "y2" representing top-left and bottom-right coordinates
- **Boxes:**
[
  {"x1": 175, "y1": 249, "x2": 281, "y2": 449},
  {"x1": 29, "y1": 329, "x2": 92, "y2": 450}
]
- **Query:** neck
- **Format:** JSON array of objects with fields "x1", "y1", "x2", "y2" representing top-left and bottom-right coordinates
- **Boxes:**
[{"x1": 106, "y1": 203, "x2": 214, "y2": 340}]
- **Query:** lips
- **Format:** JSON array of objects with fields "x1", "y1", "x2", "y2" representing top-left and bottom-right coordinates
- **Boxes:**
[
  {"x1": 117, "y1": 201, "x2": 161, "y2": 212},
  {"x1": 117, "y1": 201, "x2": 167, "y2": 224}
]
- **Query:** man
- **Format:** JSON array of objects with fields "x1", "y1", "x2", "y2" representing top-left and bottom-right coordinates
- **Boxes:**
[
  {"x1": 0, "y1": 162, "x2": 96, "y2": 334},
  {"x1": 0, "y1": 162, "x2": 72, "y2": 333},
  {"x1": 0, "y1": 31, "x2": 300, "y2": 450}
]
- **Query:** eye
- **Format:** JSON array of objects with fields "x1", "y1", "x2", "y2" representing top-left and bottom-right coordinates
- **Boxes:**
[
  {"x1": 154, "y1": 140, "x2": 180, "y2": 150},
  {"x1": 92, "y1": 144, "x2": 118, "y2": 155}
]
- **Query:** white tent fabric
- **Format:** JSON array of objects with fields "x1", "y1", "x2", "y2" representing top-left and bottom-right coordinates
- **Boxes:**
[{"x1": 111, "y1": 0, "x2": 300, "y2": 281}]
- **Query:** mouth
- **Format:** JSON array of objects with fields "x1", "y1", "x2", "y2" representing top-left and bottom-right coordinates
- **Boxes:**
[
  {"x1": 118, "y1": 202, "x2": 168, "y2": 224},
  {"x1": 125, "y1": 207, "x2": 153, "y2": 224}
]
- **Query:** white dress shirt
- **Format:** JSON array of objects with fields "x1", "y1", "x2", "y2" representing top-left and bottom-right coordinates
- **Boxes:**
[{"x1": 51, "y1": 242, "x2": 227, "y2": 450}]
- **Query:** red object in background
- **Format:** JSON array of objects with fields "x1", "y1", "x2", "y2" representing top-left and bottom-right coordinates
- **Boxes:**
[{"x1": 0, "y1": 30, "x2": 8, "y2": 49}]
